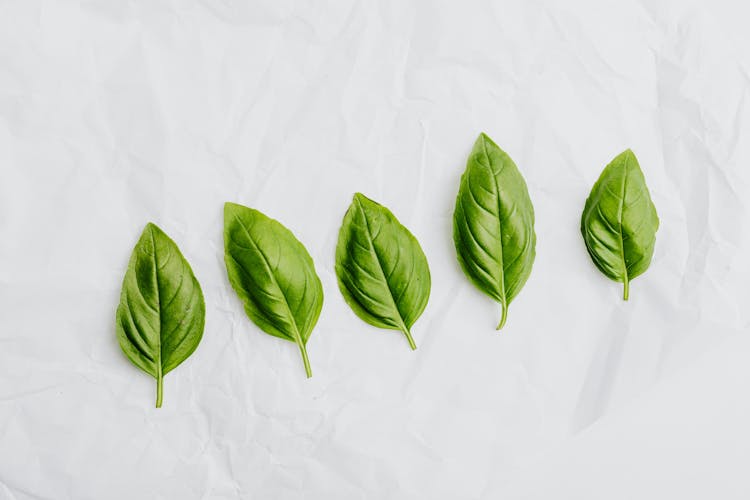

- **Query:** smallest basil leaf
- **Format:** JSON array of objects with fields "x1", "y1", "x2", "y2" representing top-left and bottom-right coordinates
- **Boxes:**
[
  {"x1": 335, "y1": 193, "x2": 431, "y2": 349},
  {"x1": 581, "y1": 149, "x2": 659, "y2": 300}
]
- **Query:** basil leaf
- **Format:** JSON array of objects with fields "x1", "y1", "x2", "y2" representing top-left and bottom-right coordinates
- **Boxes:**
[
  {"x1": 581, "y1": 149, "x2": 659, "y2": 300},
  {"x1": 223, "y1": 202, "x2": 323, "y2": 378},
  {"x1": 335, "y1": 193, "x2": 431, "y2": 350},
  {"x1": 453, "y1": 133, "x2": 536, "y2": 329},
  {"x1": 115, "y1": 223, "x2": 206, "y2": 408}
]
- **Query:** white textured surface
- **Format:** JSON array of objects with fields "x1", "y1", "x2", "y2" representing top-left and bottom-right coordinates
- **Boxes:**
[{"x1": 1, "y1": 1, "x2": 749, "y2": 498}]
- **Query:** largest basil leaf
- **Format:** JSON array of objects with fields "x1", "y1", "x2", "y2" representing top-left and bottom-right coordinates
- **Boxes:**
[
  {"x1": 115, "y1": 223, "x2": 205, "y2": 408},
  {"x1": 453, "y1": 133, "x2": 536, "y2": 329},
  {"x1": 581, "y1": 149, "x2": 659, "y2": 300},
  {"x1": 224, "y1": 202, "x2": 323, "y2": 378},
  {"x1": 335, "y1": 193, "x2": 431, "y2": 350}
]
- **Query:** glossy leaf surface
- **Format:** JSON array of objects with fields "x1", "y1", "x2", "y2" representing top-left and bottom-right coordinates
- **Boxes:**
[
  {"x1": 224, "y1": 202, "x2": 323, "y2": 377},
  {"x1": 581, "y1": 149, "x2": 659, "y2": 300},
  {"x1": 453, "y1": 133, "x2": 536, "y2": 329},
  {"x1": 115, "y1": 223, "x2": 205, "y2": 408},
  {"x1": 335, "y1": 193, "x2": 431, "y2": 349}
]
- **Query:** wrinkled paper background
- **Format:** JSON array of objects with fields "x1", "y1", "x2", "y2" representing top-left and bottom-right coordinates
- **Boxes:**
[{"x1": 1, "y1": 0, "x2": 749, "y2": 498}]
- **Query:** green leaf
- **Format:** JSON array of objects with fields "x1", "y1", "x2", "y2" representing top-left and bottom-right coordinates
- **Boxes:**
[
  {"x1": 453, "y1": 133, "x2": 536, "y2": 329},
  {"x1": 581, "y1": 149, "x2": 659, "y2": 300},
  {"x1": 335, "y1": 193, "x2": 431, "y2": 350},
  {"x1": 115, "y1": 223, "x2": 206, "y2": 408},
  {"x1": 223, "y1": 202, "x2": 323, "y2": 378}
]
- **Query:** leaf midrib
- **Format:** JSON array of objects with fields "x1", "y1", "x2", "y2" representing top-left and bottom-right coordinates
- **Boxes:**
[
  {"x1": 480, "y1": 137, "x2": 507, "y2": 306},
  {"x1": 148, "y1": 227, "x2": 163, "y2": 376},
  {"x1": 616, "y1": 157, "x2": 629, "y2": 282}
]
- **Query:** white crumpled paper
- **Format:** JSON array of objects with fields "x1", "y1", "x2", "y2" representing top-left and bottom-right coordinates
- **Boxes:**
[{"x1": 1, "y1": 0, "x2": 749, "y2": 498}]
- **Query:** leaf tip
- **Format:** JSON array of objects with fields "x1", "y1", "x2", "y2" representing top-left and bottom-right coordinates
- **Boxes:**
[
  {"x1": 619, "y1": 148, "x2": 637, "y2": 162},
  {"x1": 477, "y1": 131, "x2": 500, "y2": 147},
  {"x1": 353, "y1": 192, "x2": 378, "y2": 205},
  {"x1": 224, "y1": 201, "x2": 241, "y2": 214},
  {"x1": 352, "y1": 192, "x2": 384, "y2": 215},
  {"x1": 474, "y1": 132, "x2": 505, "y2": 158},
  {"x1": 353, "y1": 192, "x2": 366, "y2": 203},
  {"x1": 143, "y1": 222, "x2": 166, "y2": 240}
]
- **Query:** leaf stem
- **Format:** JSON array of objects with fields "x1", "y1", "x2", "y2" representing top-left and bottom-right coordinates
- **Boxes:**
[
  {"x1": 402, "y1": 328, "x2": 417, "y2": 350},
  {"x1": 298, "y1": 342, "x2": 312, "y2": 378},
  {"x1": 156, "y1": 367, "x2": 163, "y2": 408},
  {"x1": 623, "y1": 277, "x2": 629, "y2": 301},
  {"x1": 496, "y1": 301, "x2": 508, "y2": 330}
]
